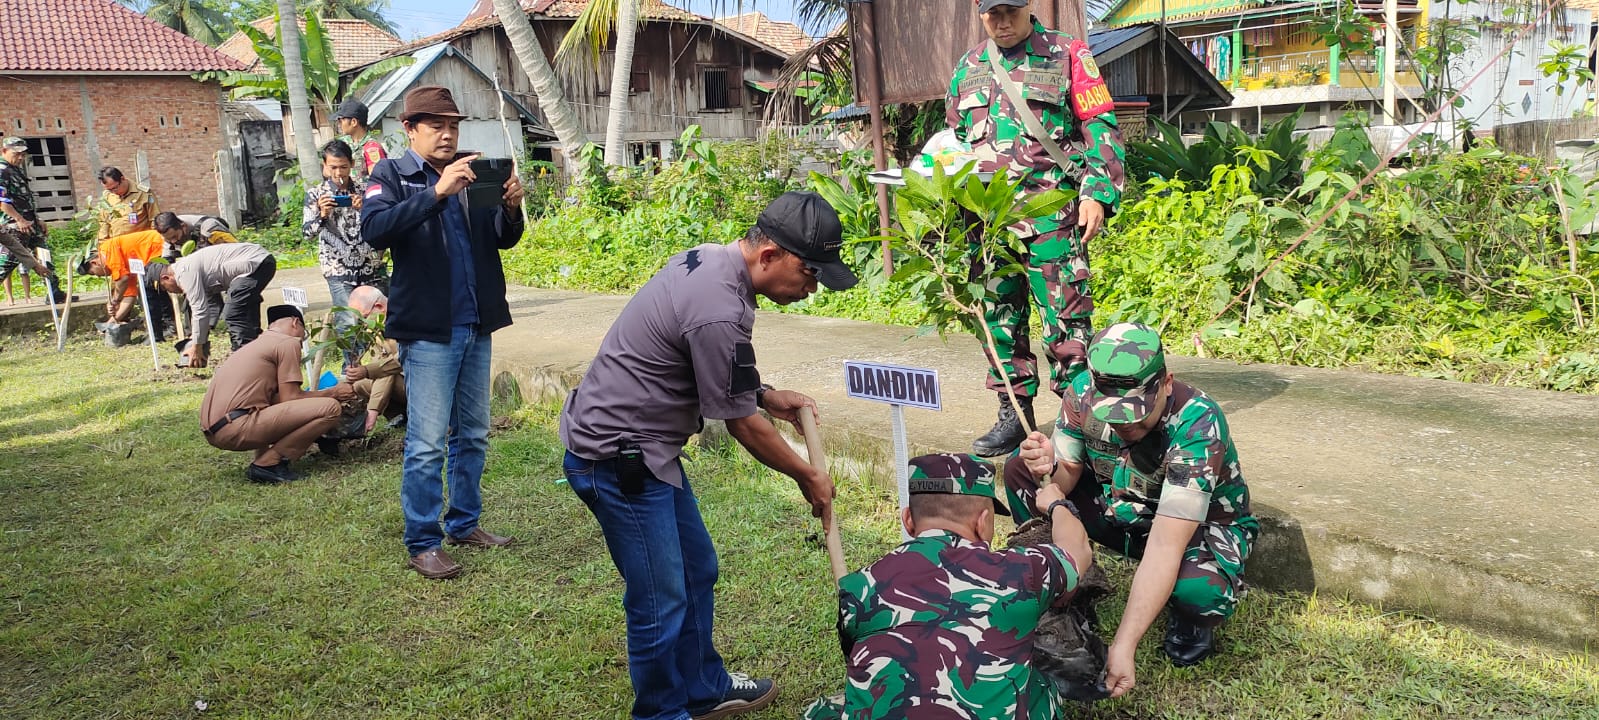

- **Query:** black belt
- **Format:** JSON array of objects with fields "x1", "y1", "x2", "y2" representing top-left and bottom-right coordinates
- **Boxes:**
[{"x1": 204, "y1": 408, "x2": 253, "y2": 435}]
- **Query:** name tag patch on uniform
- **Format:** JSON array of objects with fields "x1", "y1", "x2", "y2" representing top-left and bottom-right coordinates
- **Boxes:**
[
  {"x1": 958, "y1": 71, "x2": 993, "y2": 95},
  {"x1": 365, "y1": 183, "x2": 384, "y2": 198}
]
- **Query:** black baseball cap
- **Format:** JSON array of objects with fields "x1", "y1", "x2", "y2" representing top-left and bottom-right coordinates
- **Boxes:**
[
  {"x1": 266, "y1": 304, "x2": 303, "y2": 324},
  {"x1": 977, "y1": 0, "x2": 1028, "y2": 12},
  {"x1": 333, "y1": 98, "x2": 369, "y2": 124},
  {"x1": 142, "y1": 260, "x2": 170, "y2": 290},
  {"x1": 755, "y1": 191, "x2": 857, "y2": 291}
]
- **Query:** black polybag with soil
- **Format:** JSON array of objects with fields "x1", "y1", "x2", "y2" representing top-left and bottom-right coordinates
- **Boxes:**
[{"x1": 1007, "y1": 517, "x2": 1113, "y2": 703}]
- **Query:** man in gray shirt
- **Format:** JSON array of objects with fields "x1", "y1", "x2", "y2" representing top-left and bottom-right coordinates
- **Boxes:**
[
  {"x1": 152, "y1": 242, "x2": 277, "y2": 366},
  {"x1": 559, "y1": 191, "x2": 857, "y2": 720}
]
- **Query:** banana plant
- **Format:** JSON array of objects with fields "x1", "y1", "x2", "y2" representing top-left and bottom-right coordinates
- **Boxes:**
[
  {"x1": 193, "y1": 10, "x2": 413, "y2": 122},
  {"x1": 867, "y1": 164, "x2": 1074, "y2": 434}
]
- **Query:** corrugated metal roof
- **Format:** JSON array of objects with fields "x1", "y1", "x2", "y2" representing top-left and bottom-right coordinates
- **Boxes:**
[
  {"x1": 0, "y1": 0, "x2": 245, "y2": 73},
  {"x1": 1087, "y1": 26, "x2": 1148, "y2": 59},
  {"x1": 358, "y1": 43, "x2": 553, "y2": 138}
]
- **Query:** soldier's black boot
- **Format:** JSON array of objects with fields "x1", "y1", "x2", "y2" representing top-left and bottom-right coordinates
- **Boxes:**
[
  {"x1": 971, "y1": 393, "x2": 1033, "y2": 457},
  {"x1": 1162, "y1": 609, "x2": 1218, "y2": 667}
]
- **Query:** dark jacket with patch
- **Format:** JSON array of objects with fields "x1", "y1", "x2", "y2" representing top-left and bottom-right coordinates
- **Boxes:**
[{"x1": 359, "y1": 151, "x2": 523, "y2": 342}]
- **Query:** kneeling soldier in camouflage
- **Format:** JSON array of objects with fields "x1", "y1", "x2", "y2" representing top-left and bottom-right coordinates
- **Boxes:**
[
  {"x1": 804, "y1": 453, "x2": 1093, "y2": 720},
  {"x1": 1007, "y1": 322, "x2": 1258, "y2": 697}
]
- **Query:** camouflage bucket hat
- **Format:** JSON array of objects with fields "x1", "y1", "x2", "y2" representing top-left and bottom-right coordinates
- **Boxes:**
[
  {"x1": 907, "y1": 453, "x2": 1010, "y2": 516},
  {"x1": 1085, "y1": 322, "x2": 1167, "y2": 424}
]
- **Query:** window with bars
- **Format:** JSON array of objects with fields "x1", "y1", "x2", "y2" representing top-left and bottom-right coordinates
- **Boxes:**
[{"x1": 701, "y1": 66, "x2": 741, "y2": 110}]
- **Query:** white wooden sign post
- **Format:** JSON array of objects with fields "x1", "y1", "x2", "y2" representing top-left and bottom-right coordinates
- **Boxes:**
[
  {"x1": 127, "y1": 258, "x2": 160, "y2": 372},
  {"x1": 843, "y1": 361, "x2": 941, "y2": 537},
  {"x1": 281, "y1": 286, "x2": 314, "y2": 385},
  {"x1": 280, "y1": 286, "x2": 309, "y2": 310}
]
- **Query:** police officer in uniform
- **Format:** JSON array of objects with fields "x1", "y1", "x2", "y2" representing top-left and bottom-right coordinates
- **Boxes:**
[
  {"x1": 559, "y1": 192, "x2": 857, "y2": 720},
  {"x1": 1009, "y1": 322, "x2": 1258, "y2": 697},
  {"x1": 949, "y1": 0, "x2": 1126, "y2": 457}
]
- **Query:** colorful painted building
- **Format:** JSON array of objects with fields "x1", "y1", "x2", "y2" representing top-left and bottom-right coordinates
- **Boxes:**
[{"x1": 1097, "y1": 0, "x2": 1593, "y2": 135}]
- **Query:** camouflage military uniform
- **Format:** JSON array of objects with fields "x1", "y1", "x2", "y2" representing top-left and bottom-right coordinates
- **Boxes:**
[
  {"x1": 947, "y1": 17, "x2": 1126, "y2": 397},
  {"x1": 0, "y1": 154, "x2": 52, "y2": 279},
  {"x1": 804, "y1": 454, "x2": 1081, "y2": 720},
  {"x1": 1005, "y1": 325, "x2": 1257, "y2": 623}
]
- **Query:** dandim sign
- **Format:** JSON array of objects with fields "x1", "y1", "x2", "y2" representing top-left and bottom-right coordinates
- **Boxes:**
[{"x1": 844, "y1": 361, "x2": 941, "y2": 411}]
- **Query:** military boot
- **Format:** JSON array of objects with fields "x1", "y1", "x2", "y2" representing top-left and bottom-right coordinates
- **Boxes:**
[
  {"x1": 1162, "y1": 609, "x2": 1219, "y2": 667},
  {"x1": 971, "y1": 393, "x2": 1034, "y2": 457}
]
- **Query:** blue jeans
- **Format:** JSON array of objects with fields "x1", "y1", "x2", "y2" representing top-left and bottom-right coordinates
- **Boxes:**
[
  {"x1": 397, "y1": 325, "x2": 490, "y2": 556},
  {"x1": 563, "y1": 451, "x2": 731, "y2": 720}
]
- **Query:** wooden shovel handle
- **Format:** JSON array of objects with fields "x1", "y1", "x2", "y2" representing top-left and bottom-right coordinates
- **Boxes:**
[{"x1": 799, "y1": 408, "x2": 847, "y2": 582}]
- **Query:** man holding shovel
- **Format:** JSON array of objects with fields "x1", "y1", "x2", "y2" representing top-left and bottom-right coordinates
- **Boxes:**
[{"x1": 559, "y1": 191, "x2": 856, "y2": 720}]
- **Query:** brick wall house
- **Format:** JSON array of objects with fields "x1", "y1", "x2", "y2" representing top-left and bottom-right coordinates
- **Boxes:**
[{"x1": 0, "y1": 0, "x2": 245, "y2": 224}]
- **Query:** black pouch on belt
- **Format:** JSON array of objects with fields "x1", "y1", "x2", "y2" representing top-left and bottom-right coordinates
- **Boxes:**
[{"x1": 618, "y1": 441, "x2": 646, "y2": 496}]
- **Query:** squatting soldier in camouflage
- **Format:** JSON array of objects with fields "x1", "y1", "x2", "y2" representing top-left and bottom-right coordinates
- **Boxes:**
[
  {"x1": 0, "y1": 137, "x2": 65, "y2": 303},
  {"x1": 802, "y1": 453, "x2": 1093, "y2": 720},
  {"x1": 949, "y1": 0, "x2": 1126, "y2": 457},
  {"x1": 1008, "y1": 322, "x2": 1258, "y2": 697}
]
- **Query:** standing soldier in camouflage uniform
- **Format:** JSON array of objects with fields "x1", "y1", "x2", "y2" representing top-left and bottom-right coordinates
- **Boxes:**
[
  {"x1": 1006, "y1": 323, "x2": 1258, "y2": 696},
  {"x1": 0, "y1": 137, "x2": 66, "y2": 304},
  {"x1": 802, "y1": 453, "x2": 1093, "y2": 720},
  {"x1": 949, "y1": 0, "x2": 1126, "y2": 457}
]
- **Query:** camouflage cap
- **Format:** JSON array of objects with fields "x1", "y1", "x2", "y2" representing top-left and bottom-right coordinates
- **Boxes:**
[
  {"x1": 907, "y1": 453, "x2": 1010, "y2": 516},
  {"x1": 1, "y1": 137, "x2": 26, "y2": 151},
  {"x1": 1085, "y1": 322, "x2": 1168, "y2": 424}
]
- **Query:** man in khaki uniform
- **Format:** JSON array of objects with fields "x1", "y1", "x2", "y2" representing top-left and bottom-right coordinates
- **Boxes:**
[
  {"x1": 198, "y1": 305, "x2": 357, "y2": 483},
  {"x1": 95, "y1": 166, "x2": 158, "y2": 241},
  {"x1": 341, "y1": 285, "x2": 406, "y2": 433}
]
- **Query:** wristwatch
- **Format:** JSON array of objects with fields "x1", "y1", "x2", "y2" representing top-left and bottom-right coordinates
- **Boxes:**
[
  {"x1": 755, "y1": 383, "x2": 775, "y2": 410},
  {"x1": 1047, "y1": 498, "x2": 1080, "y2": 519}
]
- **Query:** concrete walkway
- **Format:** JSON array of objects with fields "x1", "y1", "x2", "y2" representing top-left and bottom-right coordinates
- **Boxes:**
[{"x1": 7, "y1": 266, "x2": 1597, "y2": 648}]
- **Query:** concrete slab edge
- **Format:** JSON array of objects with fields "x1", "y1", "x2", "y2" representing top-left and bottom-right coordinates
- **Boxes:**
[{"x1": 490, "y1": 358, "x2": 1599, "y2": 651}]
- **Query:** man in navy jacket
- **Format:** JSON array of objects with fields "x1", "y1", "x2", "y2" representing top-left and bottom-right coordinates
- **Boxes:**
[{"x1": 360, "y1": 85, "x2": 525, "y2": 579}]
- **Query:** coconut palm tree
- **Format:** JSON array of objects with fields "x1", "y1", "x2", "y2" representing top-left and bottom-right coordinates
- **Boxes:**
[
  {"x1": 303, "y1": 0, "x2": 399, "y2": 36},
  {"x1": 554, "y1": 0, "x2": 641, "y2": 166},
  {"x1": 280, "y1": 0, "x2": 321, "y2": 182},
  {"x1": 197, "y1": 12, "x2": 413, "y2": 120},
  {"x1": 492, "y1": 0, "x2": 590, "y2": 160},
  {"x1": 127, "y1": 0, "x2": 236, "y2": 46}
]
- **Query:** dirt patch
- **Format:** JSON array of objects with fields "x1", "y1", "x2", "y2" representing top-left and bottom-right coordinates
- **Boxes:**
[{"x1": 1007, "y1": 518, "x2": 1112, "y2": 703}]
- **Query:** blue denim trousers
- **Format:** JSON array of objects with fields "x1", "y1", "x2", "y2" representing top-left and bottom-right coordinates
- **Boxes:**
[
  {"x1": 563, "y1": 451, "x2": 731, "y2": 720},
  {"x1": 396, "y1": 325, "x2": 490, "y2": 555}
]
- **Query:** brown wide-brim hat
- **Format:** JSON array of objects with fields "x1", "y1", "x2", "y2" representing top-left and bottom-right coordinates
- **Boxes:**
[{"x1": 399, "y1": 85, "x2": 467, "y2": 123}]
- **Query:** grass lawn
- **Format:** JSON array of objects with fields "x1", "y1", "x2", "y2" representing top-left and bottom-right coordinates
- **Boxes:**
[{"x1": 2, "y1": 338, "x2": 1596, "y2": 719}]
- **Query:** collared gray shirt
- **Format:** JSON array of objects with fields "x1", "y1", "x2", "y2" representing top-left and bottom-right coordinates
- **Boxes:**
[
  {"x1": 560, "y1": 241, "x2": 761, "y2": 487},
  {"x1": 173, "y1": 242, "x2": 271, "y2": 343}
]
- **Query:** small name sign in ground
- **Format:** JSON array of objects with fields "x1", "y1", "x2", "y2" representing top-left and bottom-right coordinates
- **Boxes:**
[
  {"x1": 842, "y1": 361, "x2": 941, "y2": 539},
  {"x1": 844, "y1": 361, "x2": 941, "y2": 411}
]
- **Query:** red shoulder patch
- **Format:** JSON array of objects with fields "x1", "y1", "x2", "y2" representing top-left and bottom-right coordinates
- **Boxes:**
[{"x1": 1068, "y1": 39, "x2": 1114, "y2": 120}]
